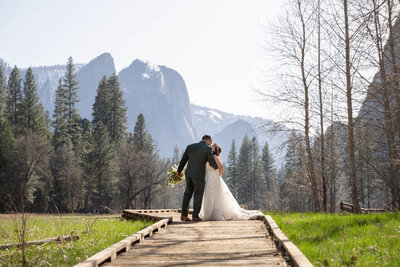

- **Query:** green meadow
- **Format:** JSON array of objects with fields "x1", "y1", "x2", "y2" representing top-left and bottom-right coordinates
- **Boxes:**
[
  {"x1": 266, "y1": 212, "x2": 400, "y2": 266},
  {"x1": 0, "y1": 214, "x2": 152, "y2": 266}
]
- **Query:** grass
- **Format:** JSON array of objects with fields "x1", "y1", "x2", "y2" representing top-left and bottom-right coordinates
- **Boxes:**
[
  {"x1": 265, "y1": 211, "x2": 400, "y2": 266},
  {"x1": 0, "y1": 214, "x2": 152, "y2": 266}
]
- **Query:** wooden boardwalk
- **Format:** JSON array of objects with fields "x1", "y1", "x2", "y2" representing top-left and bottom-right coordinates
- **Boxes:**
[
  {"x1": 103, "y1": 210, "x2": 287, "y2": 266},
  {"x1": 76, "y1": 210, "x2": 313, "y2": 267}
]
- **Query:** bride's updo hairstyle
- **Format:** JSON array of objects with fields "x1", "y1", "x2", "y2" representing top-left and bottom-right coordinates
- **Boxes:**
[{"x1": 213, "y1": 144, "x2": 222, "y2": 156}]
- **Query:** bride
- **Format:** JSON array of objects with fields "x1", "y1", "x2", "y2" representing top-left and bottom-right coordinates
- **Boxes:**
[{"x1": 199, "y1": 143, "x2": 263, "y2": 221}]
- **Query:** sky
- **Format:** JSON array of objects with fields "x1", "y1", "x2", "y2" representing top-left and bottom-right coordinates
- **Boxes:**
[{"x1": 0, "y1": 0, "x2": 285, "y2": 119}]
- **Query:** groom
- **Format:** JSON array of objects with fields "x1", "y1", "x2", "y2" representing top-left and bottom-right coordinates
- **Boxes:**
[{"x1": 177, "y1": 135, "x2": 218, "y2": 221}]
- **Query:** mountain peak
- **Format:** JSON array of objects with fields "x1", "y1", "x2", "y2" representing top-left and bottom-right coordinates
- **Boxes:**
[
  {"x1": 129, "y1": 59, "x2": 146, "y2": 69},
  {"x1": 76, "y1": 53, "x2": 116, "y2": 119},
  {"x1": 87, "y1": 53, "x2": 115, "y2": 68}
]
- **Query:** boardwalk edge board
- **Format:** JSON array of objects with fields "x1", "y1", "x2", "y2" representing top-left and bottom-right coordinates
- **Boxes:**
[
  {"x1": 74, "y1": 210, "x2": 314, "y2": 267},
  {"x1": 262, "y1": 215, "x2": 314, "y2": 267},
  {"x1": 73, "y1": 210, "x2": 174, "y2": 267}
]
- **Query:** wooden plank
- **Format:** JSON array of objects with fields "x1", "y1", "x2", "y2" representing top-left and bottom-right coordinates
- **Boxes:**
[
  {"x1": 74, "y1": 217, "x2": 170, "y2": 267},
  {"x1": 263, "y1": 215, "x2": 313, "y2": 267},
  {"x1": 77, "y1": 210, "x2": 310, "y2": 267},
  {"x1": 102, "y1": 211, "x2": 286, "y2": 266},
  {"x1": 103, "y1": 259, "x2": 285, "y2": 266}
]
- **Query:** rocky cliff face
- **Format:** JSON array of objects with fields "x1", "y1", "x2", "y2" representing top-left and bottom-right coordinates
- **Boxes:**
[
  {"x1": 118, "y1": 59, "x2": 197, "y2": 157},
  {"x1": 76, "y1": 53, "x2": 116, "y2": 120}
]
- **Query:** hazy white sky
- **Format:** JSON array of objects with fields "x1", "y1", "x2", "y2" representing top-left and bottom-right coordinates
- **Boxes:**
[{"x1": 0, "y1": 0, "x2": 285, "y2": 119}]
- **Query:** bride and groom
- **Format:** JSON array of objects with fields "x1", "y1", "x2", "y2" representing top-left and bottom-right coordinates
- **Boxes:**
[{"x1": 177, "y1": 135, "x2": 263, "y2": 222}]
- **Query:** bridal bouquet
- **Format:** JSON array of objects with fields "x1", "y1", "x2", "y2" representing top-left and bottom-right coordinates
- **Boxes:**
[{"x1": 167, "y1": 164, "x2": 185, "y2": 187}]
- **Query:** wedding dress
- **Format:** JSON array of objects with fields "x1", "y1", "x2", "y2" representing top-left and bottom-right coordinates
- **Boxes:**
[{"x1": 199, "y1": 162, "x2": 264, "y2": 221}]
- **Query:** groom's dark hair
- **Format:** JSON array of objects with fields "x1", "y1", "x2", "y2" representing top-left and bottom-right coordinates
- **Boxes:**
[{"x1": 202, "y1": 135, "x2": 212, "y2": 142}]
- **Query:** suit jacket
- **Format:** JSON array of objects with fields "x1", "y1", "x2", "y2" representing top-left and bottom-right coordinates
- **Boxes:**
[{"x1": 177, "y1": 141, "x2": 218, "y2": 179}]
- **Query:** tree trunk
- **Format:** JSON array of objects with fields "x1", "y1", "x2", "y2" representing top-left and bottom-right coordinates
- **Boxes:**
[
  {"x1": 317, "y1": 0, "x2": 327, "y2": 212},
  {"x1": 344, "y1": 0, "x2": 360, "y2": 213},
  {"x1": 300, "y1": 4, "x2": 320, "y2": 211}
]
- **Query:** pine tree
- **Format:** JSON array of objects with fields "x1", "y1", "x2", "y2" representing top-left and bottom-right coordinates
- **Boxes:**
[
  {"x1": 280, "y1": 131, "x2": 312, "y2": 211},
  {"x1": 262, "y1": 141, "x2": 276, "y2": 191},
  {"x1": 249, "y1": 137, "x2": 265, "y2": 209},
  {"x1": 63, "y1": 57, "x2": 79, "y2": 121},
  {"x1": 92, "y1": 76, "x2": 110, "y2": 126},
  {"x1": 108, "y1": 74, "x2": 127, "y2": 144},
  {"x1": 226, "y1": 139, "x2": 238, "y2": 198},
  {"x1": 283, "y1": 131, "x2": 299, "y2": 177},
  {"x1": 81, "y1": 123, "x2": 95, "y2": 212},
  {"x1": 131, "y1": 114, "x2": 155, "y2": 152},
  {"x1": 53, "y1": 79, "x2": 68, "y2": 147},
  {"x1": 91, "y1": 121, "x2": 115, "y2": 213},
  {"x1": 236, "y1": 135, "x2": 252, "y2": 207},
  {"x1": 63, "y1": 57, "x2": 81, "y2": 149},
  {"x1": 92, "y1": 74, "x2": 127, "y2": 144},
  {"x1": 52, "y1": 57, "x2": 81, "y2": 149},
  {"x1": 0, "y1": 66, "x2": 6, "y2": 118},
  {"x1": 19, "y1": 68, "x2": 47, "y2": 136},
  {"x1": 5, "y1": 66, "x2": 22, "y2": 127},
  {"x1": 0, "y1": 119, "x2": 15, "y2": 211}
]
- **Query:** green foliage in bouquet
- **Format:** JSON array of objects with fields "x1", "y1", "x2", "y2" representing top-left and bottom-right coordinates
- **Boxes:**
[{"x1": 167, "y1": 164, "x2": 185, "y2": 187}]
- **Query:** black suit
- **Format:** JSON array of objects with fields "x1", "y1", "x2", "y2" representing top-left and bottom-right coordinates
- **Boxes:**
[{"x1": 178, "y1": 141, "x2": 218, "y2": 218}]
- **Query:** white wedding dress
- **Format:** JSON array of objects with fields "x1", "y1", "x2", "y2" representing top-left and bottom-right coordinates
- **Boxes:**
[{"x1": 199, "y1": 162, "x2": 263, "y2": 221}]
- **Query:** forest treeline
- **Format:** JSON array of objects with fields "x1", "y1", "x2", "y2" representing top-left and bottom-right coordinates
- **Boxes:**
[
  {"x1": 0, "y1": 57, "x2": 278, "y2": 213},
  {"x1": 0, "y1": 58, "x2": 174, "y2": 213},
  {"x1": 260, "y1": 0, "x2": 400, "y2": 213}
]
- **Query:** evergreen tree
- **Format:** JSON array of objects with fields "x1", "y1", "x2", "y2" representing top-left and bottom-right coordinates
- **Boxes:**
[
  {"x1": 0, "y1": 66, "x2": 6, "y2": 118},
  {"x1": 0, "y1": 119, "x2": 15, "y2": 211},
  {"x1": 92, "y1": 74, "x2": 127, "y2": 144},
  {"x1": 81, "y1": 123, "x2": 95, "y2": 212},
  {"x1": 5, "y1": 66, "x2": 22, "y2": 127},
  {"x1": 63, "y1": 57, "x2": 79, "y2": 121},
  {"x1": 226, "y1": 139, "x2": 238, "y2": 198},
  {"x1": 108, "y1": 74, "x2": 127, "y2": 144},
  {"x1": 283, "y1": 131, "x2": 300, "y2": 177},
  {"x1": 127, "y1": 114, "x2": 164, "y2": 208},
  {"x1": 53, "y1": 79, "x2": 68, "y2": 147},
  {"x1": 262, "y1": 141, "x2": 276, "y2": 191},
  {"x1": 280, "y1": 131, "x2": 312, "y2": 211},
  {"x1": 131, "y1": 114, "x2": 155, "y2": 152},
  {"x1": 236, "y1": 135, "x2": 252, "y2": 207},
  {"x1": 63, "y1": 57, "x2": 81, "y2": 149},
  {"x1": 19, "y1": 68, "x2": 47, "y2": 136},
  {"x1": 92, "y1": 76, "x2": 110, "y2": 126},
  {"x1": 249, "y1": 137, "x2": 265, "y2": 209},
  {"x1": 91, "y1": 121, "x2": 115, "y2": 213},
  {"x1": 52, "y1": 57, "x2": 81, "y2": 149}
]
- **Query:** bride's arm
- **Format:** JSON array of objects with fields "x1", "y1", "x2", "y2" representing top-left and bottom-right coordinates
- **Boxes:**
[{"x1": 213, "y1": 155, "x2": 223, "y2": 176}]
